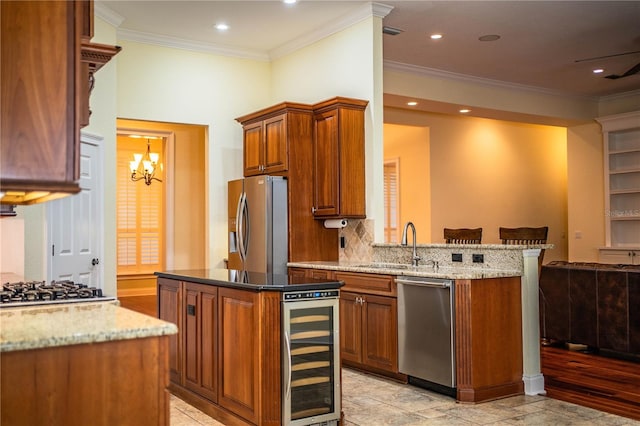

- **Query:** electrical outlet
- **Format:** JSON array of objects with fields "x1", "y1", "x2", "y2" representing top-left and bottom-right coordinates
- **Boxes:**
[
  {"x1": 472, "y1": 253, "x2": 484, "y2": 263},
  {"x1": 452, "y1": 253, "x2": 463, "y2": 262}
]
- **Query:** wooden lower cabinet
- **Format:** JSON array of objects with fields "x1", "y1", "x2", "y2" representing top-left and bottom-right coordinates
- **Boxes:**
[
  {"x1": 288, "y1": 267, "x2": 335, "y2": 281},
  {"x1": 158, "y1": 277, "x2": 182, "y2": 383},
  {"x1": 340, "y1": 291, "x2": 398, "y2": 373},
  {"x1": 335, "y1": 272, "x2": 401, "y2": 378},
  {"x1": 184, "y1": 282, "x2": 217, "y2": 402},
  {"x1": 157, "y1": 278, "x2": 282, "y2": 426},
  {"x1": 218, "y1": 287, "x2": 260, "y2": 423},
  {"x1": 455, "y1": 277, "x2": 524, "y2": 403},
  {"x1": 1, "y1": 336, "x2": 171, "y2": 426}
]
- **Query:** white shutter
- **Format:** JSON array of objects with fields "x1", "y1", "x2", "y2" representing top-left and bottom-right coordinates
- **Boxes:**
[{"x1": 384, "y1": 159, "x2": 400, "y2": 243}]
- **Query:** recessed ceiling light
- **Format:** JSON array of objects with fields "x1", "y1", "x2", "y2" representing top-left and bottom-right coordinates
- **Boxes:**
[
  {"x1": 430, "y1": 34, "x2": 443, "y2": 40},
  {"x1": 593, "y1": 68, "x2": 604, "y2": 74},
  {"x1": 283, "y1": 0, "x2": 297, "y2": 4},
  {"x1": 215, "y1": 23, "x2": 229, "y2": 31},
  {"x1": 478, "y1": 34, "x2": 500, "y2": 42},
  {"x1": 407, "y1": 101, "x2": 418, "y2": 106},
  {"x1": 459, "y1": 109, "x2": 471, "y2": 113}
]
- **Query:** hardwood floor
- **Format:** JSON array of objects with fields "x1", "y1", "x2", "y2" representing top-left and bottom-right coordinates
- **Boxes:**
[
  {"x1": 118, "y1": 295, "x2": 157, "y2": 318},
  {"x1": 118, "y1": 295, "x2": 640, "y2": 422},
  {"x1": 541, "y1": 344, "x2": 640, "y2": 421}
]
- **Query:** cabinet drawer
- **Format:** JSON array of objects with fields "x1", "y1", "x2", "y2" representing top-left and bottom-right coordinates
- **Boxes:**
[{"x1": 335, "y1": 272, "x2": 395, "y2": 296}]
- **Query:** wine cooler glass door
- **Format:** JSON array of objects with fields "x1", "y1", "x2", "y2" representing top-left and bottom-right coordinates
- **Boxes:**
[{"x1": 283, "y1": 298, "x2": 340, "y2": 426}]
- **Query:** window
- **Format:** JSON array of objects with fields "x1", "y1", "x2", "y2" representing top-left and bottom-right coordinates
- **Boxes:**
[
  {"x1": 384, "y1": 159, "x2": 400, "y2": 243},
  {"x1": 116, "y1": 138, "x2": 164, "y2": 275}
]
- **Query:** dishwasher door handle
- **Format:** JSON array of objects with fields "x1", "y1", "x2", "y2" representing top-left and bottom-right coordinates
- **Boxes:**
[{"x1": 395, "y1": 278, "x2": 452, "y2": 289}]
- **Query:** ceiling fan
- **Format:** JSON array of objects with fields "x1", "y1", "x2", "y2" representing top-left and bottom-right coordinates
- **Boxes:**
[
  {"x1": 575, "y1": 50, "x2": 640, "y2": 80},
  {"x1": 604, "y1": 62, "x2": 640, "y2": 80}
]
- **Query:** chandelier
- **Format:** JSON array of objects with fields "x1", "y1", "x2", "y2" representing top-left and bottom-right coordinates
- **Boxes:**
[{"x1": 129, "y1": 138, "x2": 162, "y2": 185}]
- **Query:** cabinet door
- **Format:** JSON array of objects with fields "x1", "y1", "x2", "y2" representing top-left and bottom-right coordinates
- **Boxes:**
[
  {"x1": 288, "y1": 268, "x2": 308, "y2": 279},
  {"x1": 599, "y1": 249, "x2": 635, "y2": 265},
  {"x1": 158, "y1": 278, "x2": 182, "y2": 384},
  {"x1": 569, "y1": 269, "x2": 597, "y2": 347},
  {"x1": 629, "y1": 272, "x2": 640, "y2": 353},
  {"x1": 263, "y1": 114, "x2": 287, "y2": 174},
  {"x1": 1, "y1": 1, "x2": 80, "y2": 187},
  {"x1": 339, "y1": 291, "x2": 362, "y2": 364},
  {"x1": 218, "y1": 287, "x2": 259, "y2": 424},
  {"x1": 243, "y1": 121, "x2": 264, "y2": 176},
  {"x1": 313, "y1": 109, "x2": 340, "y2": 217},
  {"x1": 597, "y1": 270, "x2": 629, "y2": 352},
  {"x1": 183, "y1": 282, "x2": 217, "y2": 402},
  {"x1": 362, "y1": 294, "x2": 398, "y2": 373}
]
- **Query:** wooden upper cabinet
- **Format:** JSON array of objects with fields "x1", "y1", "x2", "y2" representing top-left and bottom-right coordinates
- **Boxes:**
[
  {"x1": 236, "y1": 103, "x2": 311, "y2": 177},
  {"x1": 312, "y1": 97, "x2": 368, "y2": 218},
  {"x1": 0, "y1": 0, "x2": 119, "y2": 205}
]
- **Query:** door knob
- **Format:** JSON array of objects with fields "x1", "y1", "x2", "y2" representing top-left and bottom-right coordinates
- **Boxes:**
[{"x1": 91, "y1": 258, "x2": 100, "y2": 266}]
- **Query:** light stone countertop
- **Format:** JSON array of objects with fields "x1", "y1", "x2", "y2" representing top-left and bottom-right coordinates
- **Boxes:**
[
  {"x1": 0, "y1": 301, "x2": 178, "y2": 352},
  {"x1": 287, "y1": 261, "x2": 521, "y2": 280}
]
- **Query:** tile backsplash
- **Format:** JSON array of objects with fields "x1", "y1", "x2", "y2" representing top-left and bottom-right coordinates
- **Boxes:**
[{"x1": 339, "y1": 219, "x2": 373, "y2": 263}]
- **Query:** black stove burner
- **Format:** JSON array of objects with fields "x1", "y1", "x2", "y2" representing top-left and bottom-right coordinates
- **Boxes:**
[{"x1": 0, "y1": 280, "x2": 105, "y2": 305}]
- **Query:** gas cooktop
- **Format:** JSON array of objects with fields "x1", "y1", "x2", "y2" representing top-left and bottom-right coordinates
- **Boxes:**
[{"x1": 0, "y1": 280, "x2": 115, "y2": 308}]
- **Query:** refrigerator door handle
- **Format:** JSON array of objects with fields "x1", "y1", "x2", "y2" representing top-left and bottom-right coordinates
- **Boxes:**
[{"x1": 236, "y1": 192, "x2": 247, "y2": 262}]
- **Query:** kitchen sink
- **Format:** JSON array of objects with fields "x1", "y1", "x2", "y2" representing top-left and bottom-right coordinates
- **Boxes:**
[{"x1": 356, "y1": 263, "x2": 413, "y2": 270}]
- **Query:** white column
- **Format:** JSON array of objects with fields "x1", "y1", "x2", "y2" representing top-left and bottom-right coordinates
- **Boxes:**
[{"x1": 521, "y1": 248, "x2": 545, "y2": 395}]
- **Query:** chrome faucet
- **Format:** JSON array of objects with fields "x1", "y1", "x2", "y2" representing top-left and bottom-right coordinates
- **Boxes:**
[{"x1": 401, "y1": 221, "x2": 421, "y2": 266}]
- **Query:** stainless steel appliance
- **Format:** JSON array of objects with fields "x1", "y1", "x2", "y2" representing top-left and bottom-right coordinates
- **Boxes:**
[
  {"x1": 0, "y1": 280, "x2": 115, "y2": 307},
  {"x1": 397, "y1": 276, "x2": 456, "y2": 395},
  {"x1": 228, "y1": 176, "x2": 288, "y2": 274},
  {"x1": 282, "y1": 289, "x2": 340, "y2": 426}
]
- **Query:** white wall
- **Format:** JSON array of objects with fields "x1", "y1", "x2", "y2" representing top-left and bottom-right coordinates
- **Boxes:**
[
  {"x1": 115, "y1": 40, "x2": 271, "y2": 269},
  {"x1": 271, "y1": 15, "x2": 385, "y2": 241}
]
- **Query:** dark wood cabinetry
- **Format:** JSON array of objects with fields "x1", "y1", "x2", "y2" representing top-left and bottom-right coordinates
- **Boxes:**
[
  {"x1": 455, "y1": 277, "x2": 524, "y2": 403},
  {"x1": 312, "y1": 98, "x2": 368, "y2": 219},
  {"x1": 236, "y1": 103, "x2": 312, "y2": 177},
  {"x1": 158, "y1": 277, "x2": 182, "y2": 383},
  {"x1": 1, "y1": 336, "x2": 171, "y2": 425},
  {"x1": 183, "y1": 282, "x2": 218, "y2": 402},
  {"x1": 237, "y1": 99, "x2": 370, "y2": 262},
  {"x1": 157, "y1": 277, "x2": 282, "y2": 426},
  {"x1": 335, "y1": 272, "x2": 400, "y2": 378},
  {"x1": 540, "y1": 262, "x2": 640, "y2": 356},
  {"x1": 0, "y1": 0, "x2": 119, "y2": 205}
]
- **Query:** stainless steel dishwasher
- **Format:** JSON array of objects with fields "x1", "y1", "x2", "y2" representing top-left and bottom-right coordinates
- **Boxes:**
[{"x1": 397, "y1": 276, "x2": 456, "y2": 395}]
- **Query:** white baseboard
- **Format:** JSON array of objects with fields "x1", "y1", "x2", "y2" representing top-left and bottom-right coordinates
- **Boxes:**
[
  {"x1": 522, "y1": 373, "x2": 546, "y2": 396},
  {"x1": 117, "y1": 287, "x2": 157, "y2": 297}
]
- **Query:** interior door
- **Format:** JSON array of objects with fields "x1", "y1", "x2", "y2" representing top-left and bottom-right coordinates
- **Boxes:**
[{"x1": 48, "y1": 137, "x2": 103, "y2": 287}]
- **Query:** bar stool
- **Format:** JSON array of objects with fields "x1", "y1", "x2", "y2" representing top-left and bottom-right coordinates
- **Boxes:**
[{"x1": 443, "y1": 228, "x2": 482, "y2": 244}]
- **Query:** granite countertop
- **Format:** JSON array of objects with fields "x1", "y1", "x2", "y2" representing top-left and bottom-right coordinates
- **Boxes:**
[
  {"x1": 287, "y1": 261, "x2": 521, "y2": 280},
  {"x1": 156, "y1": 268, "x2": 343, "y2": 291},
  {"x1": 0, "y1": 301, "x2": 178, "y2": 352}
]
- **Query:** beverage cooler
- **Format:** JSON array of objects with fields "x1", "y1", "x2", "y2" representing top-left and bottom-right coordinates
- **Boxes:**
[{"x1": 282, "y1": 290, "x2": 340, "y2": 426}]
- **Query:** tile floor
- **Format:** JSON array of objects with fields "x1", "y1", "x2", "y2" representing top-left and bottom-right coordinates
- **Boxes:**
[{"x1": 170, "y1": 368, "x2": 640, "y2": 425}]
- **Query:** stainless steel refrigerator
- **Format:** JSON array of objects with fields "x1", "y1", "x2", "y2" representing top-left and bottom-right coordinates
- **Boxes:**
[{"x1": 228, "y1": 175, "x2": 288, "y2": 274}]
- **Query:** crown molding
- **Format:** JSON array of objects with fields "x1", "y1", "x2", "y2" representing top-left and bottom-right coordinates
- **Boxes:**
[
  {"x1": 269, "y1": 2, "x2": 392, "y2": 60},
  {"x1": 95, "y1": 1, "x2": 125, "y2": 27},
  {"x1": 372, "y1": 3, "x2": 394, "y2": 18},
  {"x1": 598, "y1": 89, "x2": 640, "y2": 102},
  {"x1": 117, "y1": 28, "x2": 269, "y2": 61},
  {"x1": 384, "y1": 60, "x2": 599, "y2": 101}
]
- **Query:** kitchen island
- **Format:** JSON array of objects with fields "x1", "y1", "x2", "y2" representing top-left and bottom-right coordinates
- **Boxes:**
[
  {"x1": 0, "y1": 301, "x2": 177, "y2": 425},
  {"x1": 155, "y1": 269, "x2": 343, "y2": 426}
]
